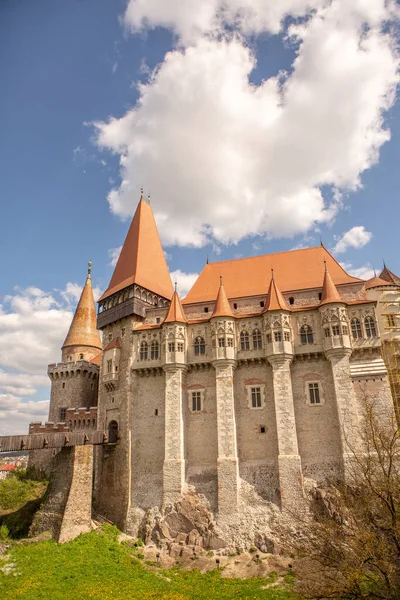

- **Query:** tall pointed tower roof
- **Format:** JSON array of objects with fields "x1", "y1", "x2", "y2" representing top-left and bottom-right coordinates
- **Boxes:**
[
  {"x1": 163, "y1": 289, "x2": 187, "y2": 324},
  {"x1": 320, "y1": 263, "x2": 342, "y2": 306},
  {"x1": 62, "y1": 262, "x2": 102, "y2": 351},
  {"x1": 99, "y1": 193, "x2": 174, "y2": 301},
  {"x1": 380, "y1": 264, "x2": 400, "y2": 286},
  {"x1": 263, "y1": 271, "x2": 289, "y2": 312},
  {"x1": 212, "y1": 277, "x2": 233, "y2": 318}
]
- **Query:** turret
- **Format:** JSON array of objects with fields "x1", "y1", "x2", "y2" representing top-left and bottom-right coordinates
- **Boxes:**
[
  {"x1": 62, "y1": 261, "x2": 102, "y2": 363},
  {"x1": 263, "y1": 271, "x2": 293, "y2": 359},
  {"x1": 162, "y1": 287, "x2": 187, "y2": 366},
  {"x1": 210, "y1": 277, "x2": 236, "y2": 361},
  {"x1": 48, "y1": 262, "x2": 101, "y2": 424},
  {"x1": 318, "y1": 263, "x2": 351, "y2": 353},
  {"x1": 97, "y1": 191, "x2": 174, "y2": 329}
]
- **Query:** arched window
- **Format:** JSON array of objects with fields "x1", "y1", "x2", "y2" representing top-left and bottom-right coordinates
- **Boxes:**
[
  {"x1": 300, "y1": 325, "x2": 313, "y2": 345},
  {"x1": 140, "y1": 341, "x2": 148, "y2": 360},
  {"x1": 194, "y1": 336, "x2": 206, "y2": 356},
  {"x1": 365, "y1": 316, "x2": 377, "y2": 338},
  {"x1": 79, "y1": 354, "x2": 84, "y2": 360},
  {"x1": 108, "y1": 420, "x2": 119, "y2": 444},
  {"x1": 351, "y1": 318, "x2": 363, "y2": 339},
  {"x1": 240, "y1": 331, "x2": 250, "y2": 350},
  {"x1": 150, "y1": 340, "x2": 159, "y2": 360},
  {"x1": 252, "y1": 329, "x2": 262, "y2": 349}
]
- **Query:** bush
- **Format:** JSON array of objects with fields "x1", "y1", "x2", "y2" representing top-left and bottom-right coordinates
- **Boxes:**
[{"x1": 0, "y1": 524, "x2": 9, "y2": 541}]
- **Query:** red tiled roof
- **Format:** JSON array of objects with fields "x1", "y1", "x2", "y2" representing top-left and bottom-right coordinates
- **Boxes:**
[
  {"x1": 99, "y1": 196, "x2": 174, "y2": 302},
  {"x1": 320, "y1": 267, "x2": 342, "y2": 306},
  {"x1": 212, "y1": 281, "x2": 233, "y2": 318},
  {"x1": 63, "y1": 271, "x2": 102, "y2": 351},
  {"x1": 183, "y1": 246, "x2": 362, "y2": 304},
  {"x1": 164, "y1": 291, "x2": 187, "y2": 324},
  {"x1": 103, "y1": 338, "x2": 121, "y2": 351}
]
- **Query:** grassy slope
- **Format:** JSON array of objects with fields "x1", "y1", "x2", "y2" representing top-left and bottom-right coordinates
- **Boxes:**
[
  {"x1": 0, "y1": 473, "x2": 47, "y2": 539},
  {"x1": 0, "y1": 527, "x2": 298, "y2": 600}
]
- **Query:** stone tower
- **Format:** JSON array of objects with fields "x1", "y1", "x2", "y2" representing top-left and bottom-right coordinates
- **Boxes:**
[
  {"x1": 47, "y1": 263, "x2": 102, "y2": 424},
  {"x1": 93, "y1": 192, "x2": 174, "y2": 529}
]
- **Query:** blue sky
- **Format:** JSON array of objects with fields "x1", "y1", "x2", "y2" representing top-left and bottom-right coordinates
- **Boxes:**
[{"x1": 0, "y1": 0, "x2": 399, "y2": 433}]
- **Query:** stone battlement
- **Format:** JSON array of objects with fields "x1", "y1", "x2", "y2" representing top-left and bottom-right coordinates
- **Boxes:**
[
  {"x1": 29, "y1": 422, "x2": 70, "y2": 433},
  {"x1": 48, "y1": 360, "x2": 99, "y2": 380}
]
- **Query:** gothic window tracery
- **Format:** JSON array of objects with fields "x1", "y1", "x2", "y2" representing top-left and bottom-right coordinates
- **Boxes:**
[
  {"x1": 240, "y1": 331, "x2": 250, "y2": 350},
  {"x1": 140, "y1": 341, "x2": 148, "y2": 360},
  {"x1": 252, "y1": 329, "x2": 262, "y2": 349},
  {"x1": 150, "y1": 340, "x2": 159, "y2": 360},
  {"x1": 351, "y1": 318, "x2": 363, "y2": 339},
  {"x1": 300, "y1": 324, "x2": 314, "y2": 345},
  {"x1": 194, "y1": 336, "x2": 206, "y2": 356},
  {"x1": 364, "y1": 316, "x2": 377, "y2": 338}
]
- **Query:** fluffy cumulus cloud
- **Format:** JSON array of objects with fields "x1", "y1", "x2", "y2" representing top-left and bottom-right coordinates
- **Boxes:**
[
  {"x1": 340, "y1": 262, "x2": 375, "y2": 280},
  {"x1": 0, "y1": 283, "x2": 92, "y2": 435},
  {"x1": 170, "y1": 270, "x2": 199, "y2": 297},
  {"x1": 94, "y1": 0, "x2": 399, "y2": 247},
  {"x1": 333, "y1": 225, "x2": 373, "y2": 254}
]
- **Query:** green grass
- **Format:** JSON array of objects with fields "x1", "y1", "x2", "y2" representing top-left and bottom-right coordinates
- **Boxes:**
[
  {"x1": 0, "y1": 526, "x2": 299, "y2": 600},
  {"x1": 0, "y1": 471, "x2": 47, "y2": 539}
]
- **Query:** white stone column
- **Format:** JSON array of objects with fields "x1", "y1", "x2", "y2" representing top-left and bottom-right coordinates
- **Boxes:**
[
  {"x1": 162, "y1": 364, "x2": 186, "y2": 507},
  {"x1": 268, "y1": 355, "x2": 304, "y2": 511},
  {"x1": 213, "y1": 359, "x2": 239, "y2": 516},
  {"x1": 325, "y1": 348, "x2": 361, "y2": 477}
]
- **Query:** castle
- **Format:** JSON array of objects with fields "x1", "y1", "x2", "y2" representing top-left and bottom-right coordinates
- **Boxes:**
[{"x1": 28, "y1": 192, "x2": 400, "y2": 547}]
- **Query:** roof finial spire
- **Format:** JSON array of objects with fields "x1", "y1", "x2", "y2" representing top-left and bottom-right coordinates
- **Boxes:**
[
  {"x1": 271, "y1": 268, "x2": 274, "y2": 280},
  {"x1": 320, "y1": 236, "x2": 324, "y2": 247},
  {"x1": 88, "y1": 260, "x2": 92, "y2": 277},
  {"x1": 147, "y1": 191, "x2": 151, "y2": 204},
  {"x1": 374, "y1": 267, "x2": 377, "y2": 277},
  {"x1": 220, "y1": 275, "x2": 223, "y2": 287},
  {"x1": 324, "y1": 260, "x2": 327, "y2": 272},
  {"x1": 206, "y1": 255, "x2": 209, "y2": 265},
  {"x1": 175, "y1": 280, "x2": 178, "y2": 293},
  {"x1": 140, "y1": 187, "x2": 144, "y2": 200}
]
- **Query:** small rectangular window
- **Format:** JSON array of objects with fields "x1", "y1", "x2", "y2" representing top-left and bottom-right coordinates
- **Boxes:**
[
  {"x1": 324, "y1": 328, "x2": 331, "y2": 338},
  {"x1": 227, "y1": 338, "x2": 233, "y2": 347},
  {"x1": 308, "y1": 382, "x2": 321, "y2": 405},
  {"x1": 266, "y1": 333, "x2": 272, "y2": 343},
  {"x1": 108, "y1": 333, "x2": 113, "y2": 342},
  {"x1": 387, "y1": 315, "x2": 396, "y2": 328},
  {"x1": 59, "y1": 408, "x2": 67, "y2": 422},
  {"x1": 251, "y1": 387, "x2": 262, "y2": 408},
  {"x1": 168, "y1": 342, "x2": 175, "y2": 352},
  {"x1": 107, "y1": 359, "x2": 112, "y2": 373},
  {"x1": 121, "y1": 327, "x2": 126, "y2": 338},
  {"x1": 156, "y1": 317, "x2": 161, "y2": 324},
  {"x1": 274, "y1": 331, "x2": 282, "y2": 342},
  {"x1": 342, "y1": 325, "x2": 348, "y2": 335},
  {"x1": 284, "y1": 331, "x2": 290, "y2": 341},
  {"x1": 332, "y1": 324, "x2": 340, "y2": 336},
  {"x1": 218, "y1": 338, "x2": 225, "y2": 348},
  {"x1": 177, "y1": 342, "x2": 184, "y2": 352},
  {"x1": 192, "y1": 391, "x2": 202, "y2": 412}
]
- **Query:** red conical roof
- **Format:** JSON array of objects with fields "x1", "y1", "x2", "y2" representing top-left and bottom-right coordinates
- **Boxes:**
[
  {"x1": 99, "y1": 194, "x2": 174, "y2": 301},
  {"x1": 380, "y1": 265, "x2": 400, "y2": 286},
  {"x1": 264, "y1": 274, "x2": 289, "y2": 312},
  {"x1": 365, "y1": 276, "x2": 394, "y2": 290},
  {"x1": 63, "y1": 266, "x2": 102, "y2": 351},
  {"x1": 163, "y1": 291, "x2": 187, "y2": 324},
  {"x1": 320, "y1": 265, "x2": 342, "y2": 306},
  {"x1": 212, "y1": 279, "x2": 233, "y2": 318}
]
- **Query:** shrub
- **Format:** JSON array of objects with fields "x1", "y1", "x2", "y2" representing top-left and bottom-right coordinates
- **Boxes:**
[{"x1": 0, "y1": 524, "x2": 9, "y2": 541}]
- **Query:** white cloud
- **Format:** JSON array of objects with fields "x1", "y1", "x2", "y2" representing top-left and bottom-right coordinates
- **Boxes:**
[
  {"x1": 333, "y1": 225, "x2": 373, "y2": 254},
  {"x1": 0, "y1": 395, "x2": 49, "y2": 436},
  {"x1": 123, "y1": 0, "x2": 330, "y2": 43},
  {"x1": 170, "y1": 270, "x2": 199, "y2": 298},
  {"x1": 95, "y1": 0, "x2": 399, "y2": 248},
  {"x1": 0, "y1": 280, "x2": 99, "y2": 436},
  {"x1": 340, "y1": 261, "x2": 375, "y2": 280},
  {"x1": 108, "y1": 246, "x2": 122, "y2": 267}
]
